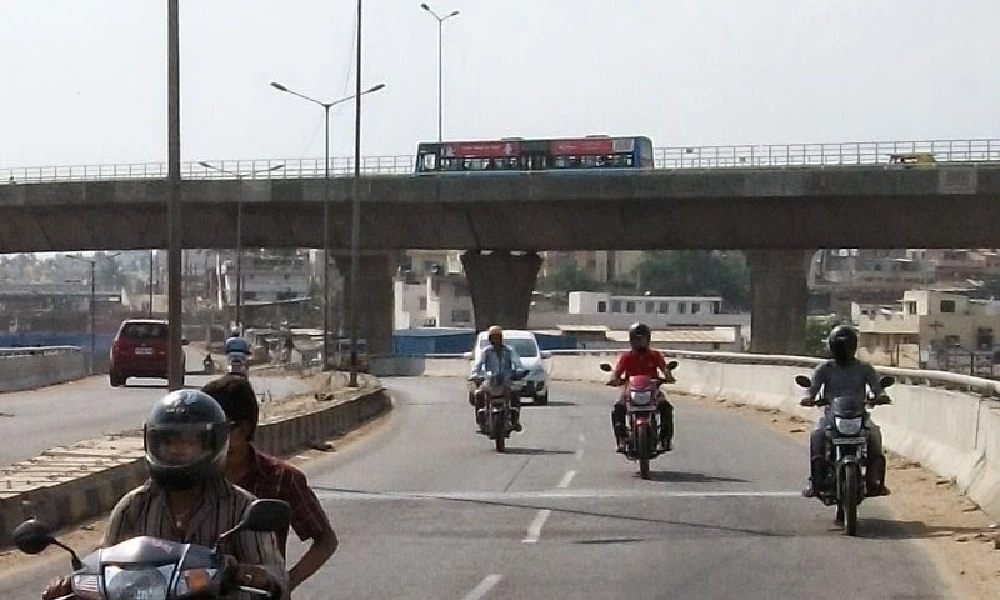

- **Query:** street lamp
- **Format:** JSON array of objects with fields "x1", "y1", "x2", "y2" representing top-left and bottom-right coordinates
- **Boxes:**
[
  {"x1": 198, "y1": 162, "x2": 285, "y2": 331},
  {"x1": 420, "y1": 3, "x2": 459, "y2": 141},
  {"x1": 270, "y1": 80, "x2": 385, "y2": 371},
  {"x1": 67, "y1": 253, "x2": 120, "y2": 375}
]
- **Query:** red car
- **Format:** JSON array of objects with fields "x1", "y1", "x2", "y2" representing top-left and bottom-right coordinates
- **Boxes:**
[{"x1": 109, "y1": 319, "x2": 187, "y2": 387}]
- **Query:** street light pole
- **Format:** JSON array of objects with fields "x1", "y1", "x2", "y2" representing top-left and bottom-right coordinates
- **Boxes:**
[
  {"x1": 420, "y1": 3, "x2": 459, "y2": 142},
  {"x1": 68, "y1": 253, "x2": 119, "y2": 376},
  {"x1": 269, "y1": 80, "x2": 385, "y2": 372},
  {"x1": 198, "y1": 162, "x2": 284, "y2": 333},
  {"x1": 166, "y1": 0, "x2": 183, "y2": 390},
  {"x1": 350, "y1": 0, "x2": 363, "y2": 387}
]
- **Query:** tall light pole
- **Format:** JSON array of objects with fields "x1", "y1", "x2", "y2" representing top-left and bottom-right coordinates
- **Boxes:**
[
  {"x1": 270, "y1": 80, "x2": 385, "y2": 371},
  {"x1": 420, "y1": 3, "x2": 459, "y2": 141},
  {"x1": 166, "y1": 0, "x2": 183, "y2": 390},
  {"x1": 67, "y1": 253, "x2": 120, "y2": 375},
  {"x1": 198, "y1": 162, "x2": 284, "y2": 331},
  {"x1": 148, "y1": 250, "x2": 154, "y2": 316}
]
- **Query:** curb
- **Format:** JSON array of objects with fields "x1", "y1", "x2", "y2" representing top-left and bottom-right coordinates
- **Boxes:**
[{"x1": 0, "y1": 387, "x2": 391, "y2": 548}]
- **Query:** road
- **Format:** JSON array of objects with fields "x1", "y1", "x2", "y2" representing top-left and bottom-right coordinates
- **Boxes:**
[
  {"x1": 0, "y1": 349, "x2": 307, "y2": 467},
  {"x1": 0, "y1": 378, "x2": 951, "y2": 599}
]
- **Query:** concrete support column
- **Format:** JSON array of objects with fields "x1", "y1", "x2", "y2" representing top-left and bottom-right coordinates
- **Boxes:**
[
  {"x1": 460, "y1": 251, "x2": 542, "y2": 332},
  {"x1": 333, "y1": 253, "x2": 397, "y2": 356},
  {"x1": 745, "y1": 250, "x2": 813, "y2": 355}
]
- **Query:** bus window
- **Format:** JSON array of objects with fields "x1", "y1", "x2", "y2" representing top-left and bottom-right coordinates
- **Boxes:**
[
  {"x1": 581, "y1": 155, "x2": 598, "y2": 168},
  {"x1": 421, "y1": 153, "x2": 437, "y2": 171},
  {"x1": 440, "y1": 157, "x2": 458, "y2": 171}
]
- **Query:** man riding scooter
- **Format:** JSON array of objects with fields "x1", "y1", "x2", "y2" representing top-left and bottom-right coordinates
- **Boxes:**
[
  {"x1": 471, "y1": 325, "x2": 524, "y2": 432},
  {"x1": 607, "y1": 322, "x2": 676, "y2": 453},
  {"x1": 225, "y1": 328, "x2": 251, "y2": 377}
]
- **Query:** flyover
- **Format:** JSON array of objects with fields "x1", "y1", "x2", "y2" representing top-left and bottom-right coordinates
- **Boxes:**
[{"x1": 2, "y1": 139, "x2": 998, "y2": 355}]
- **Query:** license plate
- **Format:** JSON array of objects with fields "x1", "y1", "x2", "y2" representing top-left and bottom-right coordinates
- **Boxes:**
[
  {"x1": 135, "y1": 347, "x2": 153, "y2": 355},
  {"x1": 832, "y1": 437, "x2": 866, "y2": 445},
  {"x1": 627, "y1": 405, "x2": 656, "y2": 413}
]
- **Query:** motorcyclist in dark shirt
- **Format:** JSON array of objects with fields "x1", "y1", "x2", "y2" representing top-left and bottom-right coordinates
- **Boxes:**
[{"x1": 800, "y1": 324, "x2": 892, "y2": 498}]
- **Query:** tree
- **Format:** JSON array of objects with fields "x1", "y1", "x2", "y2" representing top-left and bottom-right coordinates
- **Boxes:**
[
  {"x1": 805, "y1": 316, "x2": 836, "y2": 357},
  {"x1": 544, "y1": 260, "x2": 598, "y2": 292},
  {"x1": 634, "y1": 251, "x2": 750, "y2": 310}
]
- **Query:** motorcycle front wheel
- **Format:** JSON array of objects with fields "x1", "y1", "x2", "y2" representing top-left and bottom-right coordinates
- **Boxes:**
[
  {"x1": 842, "y1": 465, "x2": 859, "y2": 536},
  {"x1": 637, "y1": 425, "x2": 651, "y2": 480}
]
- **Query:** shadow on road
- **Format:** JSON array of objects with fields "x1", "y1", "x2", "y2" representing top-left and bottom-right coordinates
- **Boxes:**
[
  {"x1": 502, "y1": 448, "x2": 576, "y2": 456},
  {"x1": 645, "y1": 470, "x2": 749, "y2": 484}
]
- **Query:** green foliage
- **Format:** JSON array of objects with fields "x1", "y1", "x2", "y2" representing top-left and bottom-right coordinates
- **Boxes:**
[
  {"x1": 544, "y1": 260, "x2": 599, "y2": 292},
  {"x1": 634, "y1": 251, "x2": 750, "y2": 310},
  {"x1": 805, "y1": 316, "x2": 835, "y2": 357}
]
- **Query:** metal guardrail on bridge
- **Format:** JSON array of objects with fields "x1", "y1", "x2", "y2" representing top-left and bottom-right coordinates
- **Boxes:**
[
  {"x1": 0, "y1": 346, "x2": 82, "y2": 357},
  {"x1": 1, "y1": 138, "x2": 998, "y2": 185}
]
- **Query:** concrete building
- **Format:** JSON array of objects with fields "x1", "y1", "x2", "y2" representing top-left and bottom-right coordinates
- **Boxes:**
[
  {"x1": 217, "y1": 251, "x2": 312, "y2": 310},
  {"x1": 394, "y1": 272, "x2": 474, "y2": 329},
  {"x1": 854, "y1": 288, "x2": 1000, "y2": 371}
]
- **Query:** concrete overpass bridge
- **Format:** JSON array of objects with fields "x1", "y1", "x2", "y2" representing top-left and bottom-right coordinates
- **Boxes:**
[{"x1": 2, "y1": 139, "x2": 998, "y2": 356}]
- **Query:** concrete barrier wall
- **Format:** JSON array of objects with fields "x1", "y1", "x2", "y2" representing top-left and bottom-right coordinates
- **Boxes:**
[
  {"x1": 376, "y1": 350, "x2": 1000, "y2": 518},
  {"x1": 0, "y1": 346, "x2": 88, "y2": 393},
  {"x1": 0, "y1": 388, "x2": 391, "y2": 548}
]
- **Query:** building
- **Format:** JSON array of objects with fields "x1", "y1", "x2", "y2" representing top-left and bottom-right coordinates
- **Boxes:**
[
  {"x1": 540, "y1": 251, "x2": 643, "y2": 283},
  {"x1": 394, "y1": 272, "x2": 474, "y2": 329},
  {"x1": 854, "y1": 288, "x2": 1000, "y2": 371}
]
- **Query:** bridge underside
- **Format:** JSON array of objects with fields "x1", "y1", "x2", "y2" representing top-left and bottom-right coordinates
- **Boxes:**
[{"x1": 2, "y1": 192, "x2": 1000, "y2": 253}]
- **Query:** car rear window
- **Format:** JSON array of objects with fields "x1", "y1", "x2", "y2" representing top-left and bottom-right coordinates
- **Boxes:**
[{"x1": 120, "y1": 323, "x2": 168, "y2": 340}]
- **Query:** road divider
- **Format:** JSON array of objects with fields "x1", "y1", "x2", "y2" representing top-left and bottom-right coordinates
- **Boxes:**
[
  {"x1": 0, "y1": 346, "x2": 87, "y2": 393},
  {"x1": 372, "y1": 350, "x2": 1000, "y2": 520},
  {"x1": 0, "y1": 380, "x2": 390, "y2": 548}
]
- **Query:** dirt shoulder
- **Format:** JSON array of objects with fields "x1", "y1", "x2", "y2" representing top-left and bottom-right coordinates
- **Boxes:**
[{"x1": 675, "y1": 393, "x2": 999, "y2": 599}]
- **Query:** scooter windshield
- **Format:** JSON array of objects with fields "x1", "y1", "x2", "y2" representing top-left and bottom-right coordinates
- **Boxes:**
[{"x1": 830, "y1": 394, "x2": 866, "y2": 419}]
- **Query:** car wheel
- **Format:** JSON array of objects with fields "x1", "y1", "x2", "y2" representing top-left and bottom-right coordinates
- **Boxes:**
[{"x1": 109, "y1": 372, "x2": 126, "y2": 387}]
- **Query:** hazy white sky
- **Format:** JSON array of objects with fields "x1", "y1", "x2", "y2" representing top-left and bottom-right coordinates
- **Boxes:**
[{"x1": 0, "y1": 0, "x2": 998, "y2": 167}]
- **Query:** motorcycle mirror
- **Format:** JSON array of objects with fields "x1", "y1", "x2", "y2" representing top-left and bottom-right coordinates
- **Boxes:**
[
  {"x1": 599, "y1": 363, "x2": 613, "y2": 372},
  {"x1": 239, "y1": 499, "x2": 291, "y2": 533},
  {"x1": 13, "y1": 519, "x2": 55, "y2": 555},
  {"x1": 667, "y1": 360, "x2": 678, "y2": 370},
  {"x1": 794, "y1": 375, "x2": 812, "y2": 388},
  {"x1": 879, "y1": 375, "x2": 895, "y2": 388}
]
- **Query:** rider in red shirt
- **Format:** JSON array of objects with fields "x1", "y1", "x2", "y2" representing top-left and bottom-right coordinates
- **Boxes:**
[{"x1": 607, "y1": 322, "x2": 676, "y2": 453}]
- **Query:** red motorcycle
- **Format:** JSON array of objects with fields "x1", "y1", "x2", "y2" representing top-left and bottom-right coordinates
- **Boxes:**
[{"x1": 600, "y1": 361, "x2": 677, "y2": 479}]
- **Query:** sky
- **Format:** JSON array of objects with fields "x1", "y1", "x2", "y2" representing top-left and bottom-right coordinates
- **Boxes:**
[{"x1": 0, "y1": 0, "x2": 998, "y2": 170}]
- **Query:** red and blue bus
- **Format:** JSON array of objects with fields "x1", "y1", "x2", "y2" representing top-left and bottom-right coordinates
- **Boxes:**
[{"x1": 414, "y1": 135, "x2": 655, "y2": 174}]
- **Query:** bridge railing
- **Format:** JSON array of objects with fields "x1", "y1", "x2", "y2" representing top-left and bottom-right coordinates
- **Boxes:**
[
  {"x1": 0, "y1": 346, "x2": 83, "y2": 357},
  {"x1": 2, "y1": 139, "x2": 999, "y2": 184}
]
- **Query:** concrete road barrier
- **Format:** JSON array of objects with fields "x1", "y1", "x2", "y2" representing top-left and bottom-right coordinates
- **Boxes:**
[
  {"x1": 374, "y1": 350, "x2": 1000, "y2": 519},
  {"x1": 0, "y1": 386, "x2": 390, "y2": 548},
  {"x1": 0, "y1": 346, "x2": 87, "y2": 393}
]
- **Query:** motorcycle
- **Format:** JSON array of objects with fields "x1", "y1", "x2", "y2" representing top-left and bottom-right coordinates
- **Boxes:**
[
  {"x1": 14, "y1": 498, "x2": 290, "y2": 599},
  {"x1": 227, "y1": 352, "x2": 249, "y2": 378},
  {"x1": 203, "y1": 353, "x2": 215, "y2": 375},
  {"x1": 795, "y1": 373, "x2": 895, "y2": 536},
  {"x1": 470, "y1": 369, "x2": 528, "y2": 452},
  {"x1": 599, "y1": 360, "x2": 678, "y2": 480}
]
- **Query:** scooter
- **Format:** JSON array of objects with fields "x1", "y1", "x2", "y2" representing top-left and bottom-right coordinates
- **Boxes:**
[{"x1": 15, "y1": 498, "x2": 290, "y2": 599}]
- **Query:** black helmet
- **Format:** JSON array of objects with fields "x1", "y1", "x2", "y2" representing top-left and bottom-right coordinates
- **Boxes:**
[
  {"x1": 143, "y1": 389, "x2": 230, "y2": 491},
  {"x1": 827, "y1": 324, "x2": 859, "y2": 363},
  {"x1": 628, "y1": 322, "x2": 651, "y2": 351}
]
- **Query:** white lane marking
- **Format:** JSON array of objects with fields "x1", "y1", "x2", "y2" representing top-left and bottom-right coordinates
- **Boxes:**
[
  {"x1": 461, "y1": 574, "x2": 501, "y2": 600},
  {"x1": 557, "y1": 470, "x2": 576, "y2": 488},
  {"x1": 522, "y1": 509, "x2": 552, "y2": 543},
  {"x1": 313, "y1": 489, "x2": 801, "y2": 502}
]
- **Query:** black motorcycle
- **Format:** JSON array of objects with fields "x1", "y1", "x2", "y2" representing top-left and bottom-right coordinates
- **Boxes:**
[
  {"x1": 15, "y1": 498, "x2": 290, "y2": 599},
  {"x1": 795, "y1": 373, "x2": 894, "y2": 536},
  {"x1": 470, "y1": 369, "x2": 529, "y2": 452}
]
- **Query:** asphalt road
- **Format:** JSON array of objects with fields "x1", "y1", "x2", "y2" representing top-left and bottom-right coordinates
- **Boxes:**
[
  {"x1": 0, "y1": 348, "x2": 307, "y2": 467},
  {"x1": 1, "y1": 377, "x2": 952, "y2": 599}
]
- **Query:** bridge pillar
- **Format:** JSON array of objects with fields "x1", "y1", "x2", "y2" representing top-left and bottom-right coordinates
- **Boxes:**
[
  {"x1": 333, "y1": 253, "x2": 398, "y2": 356},
  {"x1": 460, "y1": 251, "x2": 542, "y2": 332},
  {"x1": 745, "y1": 250, "x2": 813, "y2": 355}
]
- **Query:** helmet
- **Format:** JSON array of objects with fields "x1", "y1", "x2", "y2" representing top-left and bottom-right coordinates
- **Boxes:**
[
  {"x1": 628, "y1": 322, "x2": 651, "y2": 351},
  {"x1": 143, "y1": 389, "x2": 230, "y2": 491},
  {"x1": 827, "y1": 324, "x2": 858, "y2": 363},
  {"x1": 230, "y1": 329, "x2": 241, "y2": 338},
  {"x1": 487, "y1": 325, "x2": 503, "y2": 343}
]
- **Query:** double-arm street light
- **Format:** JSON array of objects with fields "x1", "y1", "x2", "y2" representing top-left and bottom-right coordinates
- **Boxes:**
[
  {"x1": 420, "y1": 3, "x2": 459, "y2": 141},
  {"x1": 197, "y1": 162, "x2": 285, "y2": 331},
  {"x1": 269, "y1": 80, "x2": 385, "y2": 370}
]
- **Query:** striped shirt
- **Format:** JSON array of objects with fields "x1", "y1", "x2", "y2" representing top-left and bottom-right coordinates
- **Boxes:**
[{"x1": 103, "y1": 476, "x2": 288, "y2": 600}]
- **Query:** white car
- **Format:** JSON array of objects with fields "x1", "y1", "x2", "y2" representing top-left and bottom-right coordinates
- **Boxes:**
[{"x1": 465, "y1": 329, "x2": 552, "y2": 405}]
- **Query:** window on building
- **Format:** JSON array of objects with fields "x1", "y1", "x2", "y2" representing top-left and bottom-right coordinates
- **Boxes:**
[
  {"x1": 940, "y1": 300, "x2": 956, "y2": 313},
  {"x1": 678, "y1": 302, "x2": 687, "y2": 314},
  {"x1": 691, "y1": 303, "x2": 701, "y2": 314},
  {"x1": 645, "y1": 301, "x2": 654, "y2": 314},
  {"x1": 977, "y1": 327, "x2": 993, "y2": 350},
  {"x1": 597, "y1": 301, "x2": 607, "y2": 313},
  {"x1": 907, "y1": 301, "x2": 917, "y2": 315},
  {"x1": 419, "y1": 296, "x2": 427, "y2": 310},
  {"x1": 625, "y1": 301, "x2": 636, "y2": 314},
  {"x1": 658, "y1": 302, "x2": 669, "y2": 314},
  {"x1": 712, "y1": 301, "x2": 721, "y2": 314},
  {"x1": 611, "y1": 300, "x2": 622, "y2": 313}
]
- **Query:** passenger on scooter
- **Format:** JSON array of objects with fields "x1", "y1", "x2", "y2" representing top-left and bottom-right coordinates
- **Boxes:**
[
  {"x1": 471, "y1": 325, "x2": 525, "y2": 432},
  {"x1": 607, "y1": 322, "x2": 676, "y2": 453},
  {"x1": 800, "y1": 324, "x2": 891, "y2": 499},
  {"x1": 41, "y1": 390, "x2": 286, "y2": 600}
]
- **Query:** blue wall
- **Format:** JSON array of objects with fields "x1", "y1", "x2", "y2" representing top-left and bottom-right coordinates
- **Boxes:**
[{"x1": 392, "y1": 329, "x2": 578, "y2": 356}]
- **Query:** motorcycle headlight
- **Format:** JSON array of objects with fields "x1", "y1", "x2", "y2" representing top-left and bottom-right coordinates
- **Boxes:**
[
  {"x1": 630, "y1": 391, "x2": 652, "y2": 405},
  {"x1": 72, "y1": 574, "x2": 103, "y2": 600},
  {"x1": 174, "y1": 568, "x2": 217, "y2": 596},
  {"x1": 834, "y1": 417, "x2": 863, "y2": 436},
  {"x1": 104, "y1": 565, "x2": 170, "y2": 600}
]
